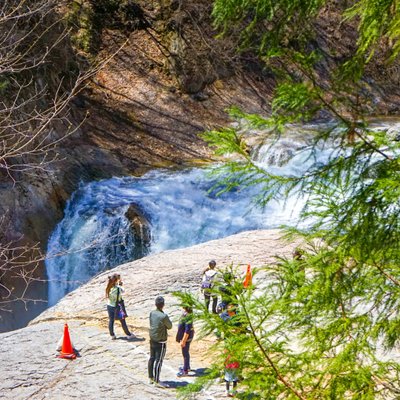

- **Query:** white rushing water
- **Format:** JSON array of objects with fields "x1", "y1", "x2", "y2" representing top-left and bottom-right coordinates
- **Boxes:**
[{"x1": 46, "y1": 135, "x2": 342, "y2": 305}]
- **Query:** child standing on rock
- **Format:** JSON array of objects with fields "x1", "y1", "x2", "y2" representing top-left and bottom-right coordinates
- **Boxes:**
[
  {"x1": 224, "y1": 352, "x2": 240, "y2": 397},
  {"x1": 176, "y1": 306, "x2": 195, "y2": 377}
]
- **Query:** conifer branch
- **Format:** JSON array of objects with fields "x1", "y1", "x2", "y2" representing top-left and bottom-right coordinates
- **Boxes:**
[{"x1": 238, "y1": 291, "x2": 306, "y2": 400}]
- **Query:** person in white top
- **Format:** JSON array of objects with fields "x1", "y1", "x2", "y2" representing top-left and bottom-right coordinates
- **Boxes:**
[{"x1": 201, "y1": 260, "x2": 218, "y2": 313}]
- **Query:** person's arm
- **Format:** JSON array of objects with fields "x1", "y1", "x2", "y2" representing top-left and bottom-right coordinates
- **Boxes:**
[
  {"x1": 181, "y1": 319, "x2": 193, "y2": 347},
  {"x1": 117, "y1": 285, "x2": 125, "y2": 301},
  {"x1": 163, "y1": 314, "x2": 173, "y2": 330},
  {"x1": 181, "y1": 332, "x2": 189, "y2": 347},
  {"x1": 201, "y1": 270, "x2": 208, "y2": 292}
]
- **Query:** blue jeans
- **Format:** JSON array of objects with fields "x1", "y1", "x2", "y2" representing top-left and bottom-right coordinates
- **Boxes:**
[
  {"x1": 107, "y1": 305, "x2": 131, "y2": 336},
  {"x1": 182, "y1": 340, "x2": 191, "y2": 372}
]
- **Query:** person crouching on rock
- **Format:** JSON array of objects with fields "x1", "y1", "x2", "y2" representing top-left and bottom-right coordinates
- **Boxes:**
[
  {"x1": 105, "y1": 273, "x2": 135, "y2": 340},
  {"x1": 176, "y1": 306, "x2": 194, "y2": 377},
  {"x1": 148, "y1": 296, "x2": 172, "y2": 387}
]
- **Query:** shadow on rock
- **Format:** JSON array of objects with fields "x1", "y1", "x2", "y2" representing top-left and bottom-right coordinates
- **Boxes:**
[
  {"x1": 190, "y1": 367, "x2": 207, "y2": 377},
  {"x1": 119, "y1": 336, "x2": 146, "y2": 342},
  {"x1": 163, "y1": 380, "x2": 190, "y2": 388}
]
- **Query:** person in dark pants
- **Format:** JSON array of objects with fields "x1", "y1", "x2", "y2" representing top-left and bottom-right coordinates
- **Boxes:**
[
  {"x1": 176, "y1": 306, "x2": 195, "y2": 377},
  {"x1": 148, "y1": 296, "x2": 172, "y2": 387},
  {"x1": 218, "y1": 272, "x2": 235, "y2": 312},
  {"x1": 105, "y1": 273, "x2": 135, "y2": 340},
  {"x1": 202, "y1": 260, "x2": 218, "y2": 313}
]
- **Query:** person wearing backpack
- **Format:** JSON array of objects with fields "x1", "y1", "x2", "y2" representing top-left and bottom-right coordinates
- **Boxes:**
[{"x1": 201, "y1": 260, "x2": 218, "y2": 313}]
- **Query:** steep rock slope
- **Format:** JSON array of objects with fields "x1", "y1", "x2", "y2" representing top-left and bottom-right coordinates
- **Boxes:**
[{"x1": 0, "y1": 230, "x2": 298, "y2": 399}]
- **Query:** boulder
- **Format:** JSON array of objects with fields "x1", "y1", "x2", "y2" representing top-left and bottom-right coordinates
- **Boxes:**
[{"x1": 125, "y1": 204, "x2": 152, "y2": 258}]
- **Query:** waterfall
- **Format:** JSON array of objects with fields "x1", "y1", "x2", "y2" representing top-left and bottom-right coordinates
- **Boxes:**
[{"x1": 46, "y1": 134, "x2": 340, "y2": 305}]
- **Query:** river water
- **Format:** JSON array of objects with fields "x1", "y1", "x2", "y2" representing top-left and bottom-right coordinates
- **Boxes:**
[{"x1": 45, "y1": 120, "x2": 399, "y2": 305}]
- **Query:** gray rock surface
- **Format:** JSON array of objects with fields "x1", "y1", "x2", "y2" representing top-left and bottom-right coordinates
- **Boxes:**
[{"x1": 0, "y1": 230, "x2": 298, "y2": 400}]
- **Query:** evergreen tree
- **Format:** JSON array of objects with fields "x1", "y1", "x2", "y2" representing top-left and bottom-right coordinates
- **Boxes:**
[{"x1": 176, "y1": 1, "x2": 400, "y2": 399}]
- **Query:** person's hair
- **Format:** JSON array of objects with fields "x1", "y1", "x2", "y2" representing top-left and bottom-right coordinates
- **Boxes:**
[
  {"x1": 183, "y1": 306, "x2": 193, "y2": 313},
  {"x1": 203, "y1": 260, "x2": 217, "y2": 274},
  {"x1": 155, "y1": 296, "x2": 165, "y2": 308},
  {"x1": 293, "y1": 248, "x2": 304, "y2": 260},
  {"x1": 106, "y1": 273, "x2": 119, "y2": 298}
]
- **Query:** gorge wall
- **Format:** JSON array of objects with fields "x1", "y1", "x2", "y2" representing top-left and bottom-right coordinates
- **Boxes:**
[{"x1": 1, "y1": 0, "x2": 400, "y2": 332}]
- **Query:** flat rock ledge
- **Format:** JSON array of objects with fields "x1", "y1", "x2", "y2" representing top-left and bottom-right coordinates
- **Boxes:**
[{"x1": 0, "y1": 229, "x2": 298, "y2": 400}]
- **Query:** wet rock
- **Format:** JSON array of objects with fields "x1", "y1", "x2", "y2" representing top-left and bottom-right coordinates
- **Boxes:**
[
  {"x1": 191, "y1": 92, "x2": 209, "y2": 102},
  {"x1": 125, "y1": 204, "x2": 152, "y2": 258}
]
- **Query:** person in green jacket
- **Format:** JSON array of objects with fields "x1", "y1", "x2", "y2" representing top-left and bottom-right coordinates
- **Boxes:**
[
  {"x1": 148, "y1": 296, "x2": 172, "y2": 387},
  {"x1": 105, "y1": 273, "x2": 135, "y2": 340}
]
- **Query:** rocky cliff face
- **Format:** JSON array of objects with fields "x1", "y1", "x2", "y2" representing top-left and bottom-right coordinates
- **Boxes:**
[
  {"x1": 0, "y1": 1, "x2": 272, "y2": 331},
  {"x1": 2, "y1": 0, "x2": 400, "y2": 331},
  {"x1": 0, "y1": 230, "x2": 298, "y2": 400}
]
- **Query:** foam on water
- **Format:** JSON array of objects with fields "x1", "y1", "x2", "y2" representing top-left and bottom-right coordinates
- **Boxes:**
[{"x1": 46, "y1": 137, "x2": 342, "y2": 305}]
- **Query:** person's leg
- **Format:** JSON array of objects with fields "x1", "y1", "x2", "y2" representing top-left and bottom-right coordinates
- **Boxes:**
[
  {"x1": 212, "y1": 295, "x2": 218, "y2": 314},
  {"x1": 107, "y1": 305, "x2": 115, "y2": 337},
  {"x1": 225, "y1": 380, "x2": 230, "y2": 391},
  {"x1": 204, "y1": 294, "x2": 211, "y2": 312},
  {"x1": 231, "y1": 380, "x2": 238, "y2": 395},
  {"x1": 154, "y1": 342, "x2": 167, "y2": 383},
  {"x1": 120, "y1": 318, "x2": 132, "y2": 336},
  {"x1": 148, "y1": 340, "x2": 157, "y2": 380},
  {"x1": 182, "y1": 341, "x2": 191, "y2": 372}
]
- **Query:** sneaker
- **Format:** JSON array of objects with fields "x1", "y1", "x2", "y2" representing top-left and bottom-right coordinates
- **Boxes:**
[
  {"x1": 126, "y1": 334, "x2": 136, "y2": 340},
  {"x1": 176, "y1": 370, "x2": 189, "y2": 377},
  {"x1": 148, "y1": 378, "x2": 155, "y2": 385},
  {"x1": 111, "y1": 335, "x2": 117, "y2": 340},
  {"x1": 179, "y1": 366, "x2": 193, "y2": 373}
]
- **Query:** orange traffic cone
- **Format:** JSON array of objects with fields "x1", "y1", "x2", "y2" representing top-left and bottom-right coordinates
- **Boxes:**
[
  {"x1": 57, "y1": 323, "x2": 77, "y2": 360},
  {"x1": 243, "y1": 264, "x2": 252, "y2": 288}
]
